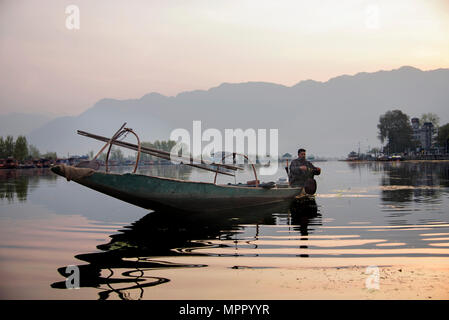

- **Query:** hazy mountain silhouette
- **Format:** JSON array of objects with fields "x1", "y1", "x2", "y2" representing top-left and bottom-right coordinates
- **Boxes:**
[
  {"x1": 0, "y1": 113, "x2": 54, "y2": 138},
  {"x1": 26, "y1": 66, "x2": 449, "y2": 157}
]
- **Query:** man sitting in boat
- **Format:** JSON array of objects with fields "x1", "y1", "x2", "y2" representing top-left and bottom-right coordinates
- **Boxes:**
[{"x1": 288, "y1": 148, "x2": 321, "y2": 188}]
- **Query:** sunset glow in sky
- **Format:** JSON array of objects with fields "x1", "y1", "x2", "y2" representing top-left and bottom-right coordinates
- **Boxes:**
[{"x1": 1, "y1": 0, "x2": 448, "y2": 115}]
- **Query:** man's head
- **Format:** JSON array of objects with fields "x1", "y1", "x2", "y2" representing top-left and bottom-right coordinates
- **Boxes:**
[{"x1": 298, "y1": 148, "x2": 306, "y2": 159}]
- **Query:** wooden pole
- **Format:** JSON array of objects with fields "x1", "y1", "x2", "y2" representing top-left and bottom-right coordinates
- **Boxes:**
[{"x1": 92, "y1": 123, "x2": 126, "y2": 161}]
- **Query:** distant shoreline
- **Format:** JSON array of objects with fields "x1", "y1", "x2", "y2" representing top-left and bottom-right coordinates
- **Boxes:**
[{"x1": 341, "y1": 159, "x2": 449, "y2": 163}]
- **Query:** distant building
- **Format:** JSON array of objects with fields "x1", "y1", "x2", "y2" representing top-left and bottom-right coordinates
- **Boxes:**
[
  {"x1": 411, "y1": 118, "x2": 437, "y2": 152},
  {"x1": 281, "y1": 153, "x2": 293, "y2": 161},
  {"x1": 411, "y1": 118, "x2": 420, "y2": 143},
  {"x1": 347, "y1": 151, "x2": 359, "y2": 160},
  {"x1": 421, "y1": 122, "x2": 434, "y2": 150},
  {"x1": 68, "y1": 155, "x2": 89, "y2": 165}
]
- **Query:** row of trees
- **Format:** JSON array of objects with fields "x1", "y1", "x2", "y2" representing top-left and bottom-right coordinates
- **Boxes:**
[
  {"x1": 140, "y1": 140, "x2": 177, "y2": 162},
  {"x1": 0, "y1": 135, "x2": 56, "y2": 162},
  {"x1": 1, "y1": 135, "x2": 177, "y2": 163},
  {"x1": 377, "y1": 110, "x2": 448, "y2": 154}
]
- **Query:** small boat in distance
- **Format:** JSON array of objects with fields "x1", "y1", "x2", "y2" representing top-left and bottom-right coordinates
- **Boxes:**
[
  {"x1": 51, "y1": 124, "x2": 315, "y2": 213},
  {"x1": 0, "y1": 158, "x2": 18, "y2": 169}
]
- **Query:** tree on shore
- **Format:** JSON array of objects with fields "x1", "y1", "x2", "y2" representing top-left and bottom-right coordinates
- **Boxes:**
[
  {"x1": 0, "y1": 135, "x2": 60, "y2": 162},
  {"x1": 4, "y1": 136, "x2": 14, "y2": 158},
  {"x1": 140, "y1": 140, "x2": 177, "y2": 162},
  {"x1": 377, "y1": 110, "x2": 415, "y2": 154},
  {"x1": 13, "y1": 136, "x2": 28, "y2": 161},
  {"x1": 110, "y1": 147, "x2": 124, "y2": 162},
  {"x1": 153, "y1": 140, "x2": 177, "y2": 153},
  {"x1": 0, "y1": 137, "x2": 4, "y2": 158},
  {"x1": 437, "y1": 123, "x2": 449, "y2": 151},
  {"x1": 28, "y1": 145, "x2": 41, "y2": 159},
  {"x1": 420, "y1": 113, "x2": 440, "y2": 128},
  {"x1": 41, "y1": 152, "x2": 57, "y2": 160}
]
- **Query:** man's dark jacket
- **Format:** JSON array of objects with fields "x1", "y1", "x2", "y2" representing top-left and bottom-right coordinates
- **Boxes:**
[{"x1": 288, "y1": 157, "x2": 318, "y2": 187}]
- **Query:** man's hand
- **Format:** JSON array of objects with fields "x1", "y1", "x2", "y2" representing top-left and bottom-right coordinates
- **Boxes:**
[{"x1": 300, "y1": 165, "x2": 307, "y2": 171}]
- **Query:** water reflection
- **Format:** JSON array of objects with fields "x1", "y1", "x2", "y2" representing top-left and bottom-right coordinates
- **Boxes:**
[
  {"x1": 51, "y1": 200, "x2": 320, "y2": 300},
  {"x1": 0, "y1": 168, "x2": 57, "y2": 202},
  {"x1": 346, "y1": 161, "x2": 449, "y2": 204},
  {"x1": 379, "y1": 162, "x2": 448, "y2": 203},
  {"x1": 290, "y1": 199, "x2": 320, "y2": 237},
  {"x1": 0, "y1": 165, "x2": 191, "y2": 204},
  {"x1": 2, "y1": 161, "x2": 448, "y2": 299}
]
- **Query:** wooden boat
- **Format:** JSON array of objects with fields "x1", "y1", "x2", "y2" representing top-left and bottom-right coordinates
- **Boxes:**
[
  {"x1": 0, "y1": 158, "x2": 18, "y2": 169},
  {"x1": 51, "y1": 124, "x2": 313, "y2": 213},
  {"x1": 51, "y1": 165, "x2": 305, "y2": 213}
]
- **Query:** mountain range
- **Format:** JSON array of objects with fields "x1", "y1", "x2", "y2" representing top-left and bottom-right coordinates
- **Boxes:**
[
  {"x1": 0, "y1": 113, "x2": 55, "y2": 138},
  {"x1": 4, "y1": 66, "x2": 449, "y2": 158}
]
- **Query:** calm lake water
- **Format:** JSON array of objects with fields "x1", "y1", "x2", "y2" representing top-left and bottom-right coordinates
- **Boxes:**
[{"x1": 1, "y1": 161, "x2": 449, "y2": 299}]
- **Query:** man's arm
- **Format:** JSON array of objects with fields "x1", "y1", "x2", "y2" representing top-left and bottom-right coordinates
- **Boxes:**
[{"x1": 307, "y1": 161, "x2": 321, "y2": 175}]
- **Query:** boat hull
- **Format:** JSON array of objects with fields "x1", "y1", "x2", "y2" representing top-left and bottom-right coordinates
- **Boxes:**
[{"x1": 51, "y1": 166, "x2": 305, "y2": 213}]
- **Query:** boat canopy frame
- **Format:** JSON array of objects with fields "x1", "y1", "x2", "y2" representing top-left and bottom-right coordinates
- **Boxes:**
[{"x1": 79, "y1": 123, "x2": 259, "y2": 184}]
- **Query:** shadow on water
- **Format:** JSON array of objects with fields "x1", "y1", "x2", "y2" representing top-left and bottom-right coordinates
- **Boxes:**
[{"x1": 50, "y1": 199, "x2": 321, "y2": 300}]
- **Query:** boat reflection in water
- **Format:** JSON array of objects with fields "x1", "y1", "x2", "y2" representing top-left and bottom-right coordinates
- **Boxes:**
[{"x1": 51, "y1": 199, "x2": 320, "y2": 300}]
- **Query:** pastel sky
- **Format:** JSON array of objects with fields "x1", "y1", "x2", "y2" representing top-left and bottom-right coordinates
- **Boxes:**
[{"x1": 1, "y1": 0, "x2": 448, "y2": 116}]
